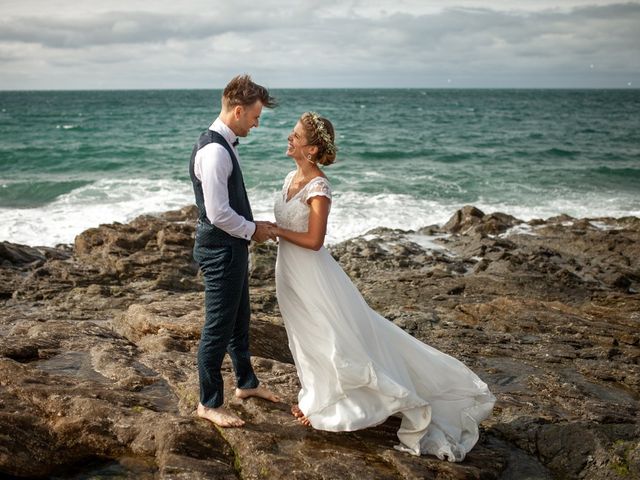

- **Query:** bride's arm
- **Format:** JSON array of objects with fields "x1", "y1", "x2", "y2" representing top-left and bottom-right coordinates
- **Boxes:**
[{"x1": 275, "y1": 196, "x2": 330, "y2": 251}]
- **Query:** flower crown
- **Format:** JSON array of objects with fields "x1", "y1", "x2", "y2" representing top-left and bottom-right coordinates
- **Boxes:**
[{"x1": 307, "y1": 112, "x2": 337, "y2": 155}]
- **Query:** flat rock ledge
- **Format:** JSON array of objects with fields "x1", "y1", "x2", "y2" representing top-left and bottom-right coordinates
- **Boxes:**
[{"x1": 1, "y1": 204, "x2": 638, "y2": 479}]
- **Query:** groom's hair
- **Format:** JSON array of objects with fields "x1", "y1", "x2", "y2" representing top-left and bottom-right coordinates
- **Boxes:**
[{"x1": 222, "y1": 74, "x2": 277, "y2": 109}]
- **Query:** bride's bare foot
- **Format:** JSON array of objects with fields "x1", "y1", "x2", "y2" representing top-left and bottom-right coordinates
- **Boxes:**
[
  {"x1": 235, "y1": 386, "x2": 281, "y2": 403},
  {"x1": 291, "y1": 404, "x2": 304, "y2": 418},
  {"x1": 197, "y1": 403, "x2": 245, "y2": 428},
  {"x1": 291, "y1": 404, "x2": 311, "y2": 427}
]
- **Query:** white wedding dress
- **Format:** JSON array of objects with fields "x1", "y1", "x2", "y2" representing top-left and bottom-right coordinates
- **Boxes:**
[{"x1": 274, "y1": 171, "x2": 495, "y2": 461}]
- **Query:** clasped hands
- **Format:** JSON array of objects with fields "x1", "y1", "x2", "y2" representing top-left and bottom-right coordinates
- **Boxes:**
[{"x1": 252, "y1": 220, "x2": 278, "y2": 243}]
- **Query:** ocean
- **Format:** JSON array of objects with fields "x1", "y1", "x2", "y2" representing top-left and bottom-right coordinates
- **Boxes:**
[{"x1": 1, "y1": 89, "x2": 639, "y2": 247}]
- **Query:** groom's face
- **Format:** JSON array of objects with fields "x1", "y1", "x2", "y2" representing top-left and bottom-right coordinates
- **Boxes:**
[{"x1": 235, "y1": 101, "x2": 264, "y2": 137}]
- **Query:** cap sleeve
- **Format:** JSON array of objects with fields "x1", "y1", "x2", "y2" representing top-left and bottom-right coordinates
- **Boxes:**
[{"x1": 305, "y1": 177, "x2": 332, "y2": 203}]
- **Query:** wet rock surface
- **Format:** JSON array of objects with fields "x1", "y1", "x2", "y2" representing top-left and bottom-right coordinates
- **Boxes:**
[{"x1": 1, "y1": 205, "x2": 638, "y2": 479}]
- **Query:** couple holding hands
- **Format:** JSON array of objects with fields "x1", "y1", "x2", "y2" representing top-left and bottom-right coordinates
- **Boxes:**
[{"x1": 190, "y1": 75, "x2": 494, "y2": 461}]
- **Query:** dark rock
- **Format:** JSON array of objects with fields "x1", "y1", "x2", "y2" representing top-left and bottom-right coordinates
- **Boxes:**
[
  {"x1": 1, "y1": 205, "x2": 639, "y2": 479},
  {"x1": 0, "y1": 241, "x2": 49, "y2": 267},
  {"x1": 443, "y1": 205, "x2": 486, "y2": 234},
  {"x1": 447, "y1": 284, "x2": 466, "y2": 295},
  {"x1": 443, "y1": 206, "x2": 520, "y2": 236},
  {"x1": 249, "y1": 241, "x2": 278, "y2": 284}
]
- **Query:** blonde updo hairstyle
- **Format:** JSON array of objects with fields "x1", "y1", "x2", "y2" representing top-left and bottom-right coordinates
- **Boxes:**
[{"x1": 300, "y1": 112, "x2": 337, "y2": 166}]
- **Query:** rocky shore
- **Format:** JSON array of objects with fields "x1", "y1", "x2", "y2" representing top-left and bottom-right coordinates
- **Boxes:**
[{"x1": 1, "y1": 205, "x2": 638, "y2": 479}]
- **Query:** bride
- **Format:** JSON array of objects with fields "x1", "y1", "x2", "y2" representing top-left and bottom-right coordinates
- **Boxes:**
[{"x1": 272, "y1": 112, "x2": 495, "y2": 461}]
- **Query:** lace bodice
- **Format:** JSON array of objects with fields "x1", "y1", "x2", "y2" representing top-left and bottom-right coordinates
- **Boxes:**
[{"x1": 274, "y1": 171, "x2": 332, "y2": 232}]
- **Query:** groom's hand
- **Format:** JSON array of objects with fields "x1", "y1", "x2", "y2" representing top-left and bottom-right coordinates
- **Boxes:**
[{"x1": 252, "y1": 221, "x2": 276, "y2": 243}]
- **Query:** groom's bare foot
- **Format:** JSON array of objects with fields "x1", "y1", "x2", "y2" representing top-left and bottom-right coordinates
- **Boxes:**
[
  {"x1": 197, "y1": 403, "x2": 245, "y2": 428},
  {"x1": 235, "y1": 386, "x2": 281, "y2": 403},
  {"x1": 291, "y1": 404, "x2": 311, "y2": 427}
]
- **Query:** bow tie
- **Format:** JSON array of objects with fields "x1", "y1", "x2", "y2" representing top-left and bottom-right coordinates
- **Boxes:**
[{"x1": 232, "y1": 138, "x2": 239, "y2": 147}]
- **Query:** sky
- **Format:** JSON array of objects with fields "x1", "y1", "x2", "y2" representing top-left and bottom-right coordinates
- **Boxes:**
[{"x1": 1, "y1": 0, "x2": 639, "y2": 89}]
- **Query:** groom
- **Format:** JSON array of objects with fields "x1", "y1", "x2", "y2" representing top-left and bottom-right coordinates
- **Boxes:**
[{"x1": 190, "y1": 74, "x2": 279, "y2": 427}]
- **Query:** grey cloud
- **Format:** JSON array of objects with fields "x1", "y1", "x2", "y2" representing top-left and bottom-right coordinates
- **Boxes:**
[
  {"x1": 0, "y1": 0, "x2": 325, "y2": 49},
  {"x1": 313, "y1": 3, "x2": 640, "y2": 73},
  {"x1": 0, "y1": 1, "x2": 638, "y2": 89},
  {"x1": 0, "y1": 12, "x2": 262, "y2": 48}
]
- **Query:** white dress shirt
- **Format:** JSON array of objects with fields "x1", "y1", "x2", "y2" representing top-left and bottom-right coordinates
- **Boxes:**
[{"x1": 193, "y1": 118, "x2": 256, "y2": 241}]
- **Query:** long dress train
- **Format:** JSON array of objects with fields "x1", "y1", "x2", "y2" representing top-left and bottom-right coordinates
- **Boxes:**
[{"x1": 274, "y1": 171, "x2": 495, "y2": 461}]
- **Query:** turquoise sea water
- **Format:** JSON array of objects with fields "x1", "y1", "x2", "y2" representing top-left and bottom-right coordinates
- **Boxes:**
[{"x1": 1, "y1": 89, "x2": 639, "y2": 246}]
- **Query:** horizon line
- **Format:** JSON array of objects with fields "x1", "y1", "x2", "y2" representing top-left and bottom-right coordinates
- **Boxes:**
[{"x1": 1, "y1": 86, "x2": 638, "y2": 93}]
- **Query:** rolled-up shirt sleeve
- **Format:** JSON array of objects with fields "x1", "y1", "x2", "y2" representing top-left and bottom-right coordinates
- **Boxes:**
[{"x1": 194, "y1": 143, "x2": 256, "y2": 240}]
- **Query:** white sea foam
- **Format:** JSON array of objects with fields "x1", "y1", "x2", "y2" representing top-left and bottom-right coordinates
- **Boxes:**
[
  {"x1": 590, "y1": 221, "x2": 617, "y2": 231},
  {"x1": 250, "y1": 190, "x2": 456, "y2": 245},
  {"x1": 321, "y1": 192, "x2": 454, "y2": 245},
  {"x1": 404, "y1": 233, "x2": 451, "y2": 253},
  {"x1": 474, "y1": 196, "x2": 640, "y2": 223},
  {"x1": 0, "y1": 179, "x2": 638, "y2": 248},
  {"x1": 0, "y1": 178, "x2": 194, "y2": 247},
  {"x1": 500, "y1": 223, "x2": 535, "y2": 237}
]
